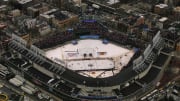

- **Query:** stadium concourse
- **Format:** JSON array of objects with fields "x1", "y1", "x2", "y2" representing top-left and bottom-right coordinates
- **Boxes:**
[{"x1": 45, "y1": 39, "x2": 134, "y2": 78}]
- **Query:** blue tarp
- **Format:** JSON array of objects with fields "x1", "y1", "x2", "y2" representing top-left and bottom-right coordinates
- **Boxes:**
[
  {"x1": 80, "y1": 35, "x2": 99, "y2": 39},
  {"x1": 103, "y1": 39, "x2": 109, "y2": 44},
  {"x1": 133, "y1": 47, "x2": 140, "y2": 53},
  {"x1": 72, "y1": 40, "x2": 78, "y2": 45}
]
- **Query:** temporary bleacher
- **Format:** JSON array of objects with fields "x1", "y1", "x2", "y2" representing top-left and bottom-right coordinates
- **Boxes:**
[
  {"x1": 134, "y1": 62, "x2": 148, "y2": 73},
  {"x1": 143, "y1": 45, "x2": 152, "y2": 59},
  {"x1": 154, "y1": 37, "x2": 164, "y2": 50},
  {"x1": 153, "y1": 32, "x2": 165, "y2": 50},
  {"x1": 145, "y1": 52, "x2": 156, "y2": 63},
  {"x1": 133, "y1": 56, "x2": 143, "y2": 67}
]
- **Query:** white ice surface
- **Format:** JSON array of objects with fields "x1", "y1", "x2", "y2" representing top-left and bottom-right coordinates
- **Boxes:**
[{"x1": 45, "y1": 39, "x2": 134, "y2": 78}]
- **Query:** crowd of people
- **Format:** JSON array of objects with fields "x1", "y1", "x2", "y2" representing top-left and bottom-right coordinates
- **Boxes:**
[
  {"x1": 35, "y1": 20, "x2": 147, "y2": 50},
  {"x1": 75, "y1": 20, "x2": 108, "y2": 35},
  {"x1": 76, "y1": 21, "x2": 147, "y2": 49},
  {"x1": 34, "y1": 31, "x2": 76, "y2": 49}
]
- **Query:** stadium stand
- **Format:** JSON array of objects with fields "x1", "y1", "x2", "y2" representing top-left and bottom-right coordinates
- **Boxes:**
[
  {"x1": 33, "y1": 20, "x2": 147, "y2": 51},
  {"x1": 8, "y1": 39, "x2": 65, "y2": 75},
  {"x1": 153, "y1": 53, "x2": 169, "y2": 67},
  {"x1": 145, "y1": 52, "x2": 156, "y2": 63},
  {"x1": 1, "y1": 19, "x2": 174, "y2": 100},
  {"x1": 137, "y1": 67, "x2": 161, "y2": 84},
  {"x1": 3, "y1": 53, "x2": 81, "y2": 99},
  {"x1": 78, "y1": 95, "x2": 117, "y2": 100},
  {"x1": 120, "y1": 82, "x2": 142, "y2": 96},
  {"x1": 35, "y1": 31, "x2": 76, "y2": 49},
  {"x1": 7, "y1": 30, "x2": 166, "y2": 88},
  {"x1": 26, "y1": 67, "x2": 51, "y2": 83}
]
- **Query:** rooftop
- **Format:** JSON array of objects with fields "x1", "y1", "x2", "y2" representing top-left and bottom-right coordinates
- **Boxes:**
[
  {"x1": 17, "y1": 0, "x2": 32, "y2": 4},
  {"x1": 174, "y1": 6, "x2": 180, "y2": 12},
  {"x1": 54, "y1": 11, "x2": 69, "y2": 21},
  {"x1": 155, "y1": 4, "x2": 168, "y2": 8}
]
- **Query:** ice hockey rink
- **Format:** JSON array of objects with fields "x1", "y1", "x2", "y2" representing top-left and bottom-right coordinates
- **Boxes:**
[{"x1": 45, "y1": 39, "x2": 135, "y2": 78}]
